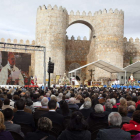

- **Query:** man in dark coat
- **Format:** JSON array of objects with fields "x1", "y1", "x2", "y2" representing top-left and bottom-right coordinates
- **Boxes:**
[
  {"x1": 12, "y1": 99, "x2": 35, "y2": 129},
  {"x1": 95, "y1": 112, "x2": 131, "y2": 140},
  {"x1": 3, "y1": 108, "x2": 24, "y2": 137},
  {"x1": 41, "y1": 100, "x2": 64, "y2": 126}
]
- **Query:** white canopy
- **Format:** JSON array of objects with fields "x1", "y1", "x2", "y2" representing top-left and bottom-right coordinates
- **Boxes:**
[
  {"x1": 123, "y1": 61, "x2": 140, "y2": 74},
  {"x1": 69, "y1": 60, "x2": 124, "y2": 73}
]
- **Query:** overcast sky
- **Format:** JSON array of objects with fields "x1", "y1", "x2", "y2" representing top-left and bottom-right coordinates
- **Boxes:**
[{"x1": 0, "y1": 0, "x2": 140, "y2": 42}]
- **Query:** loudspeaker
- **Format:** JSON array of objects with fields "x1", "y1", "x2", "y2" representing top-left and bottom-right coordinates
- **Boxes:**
[{"x1": 48, "y1": 62, "x2": 54, "y2": 73}]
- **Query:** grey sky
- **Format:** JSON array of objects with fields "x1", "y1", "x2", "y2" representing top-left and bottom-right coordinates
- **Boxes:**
[{"x1": 0, "y1": 0, "x2": 140, "y2": 42}]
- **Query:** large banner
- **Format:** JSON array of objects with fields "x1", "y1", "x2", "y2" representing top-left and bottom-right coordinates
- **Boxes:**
[{"x1": 0, "y1": 51, "x2": 31, "y2": 86}]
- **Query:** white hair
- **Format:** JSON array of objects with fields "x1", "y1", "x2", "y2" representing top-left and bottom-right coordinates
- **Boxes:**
[
  {"x1": 105, "y1": 102, "x2": 113, "y2": 109},
  {"x1": 68, "y1": 97, "x2": 76, "y2": 104},
  {"x1": 110, "y1": 98, "x2": 116, "y2": 106},
  {"x1": 128, "y1": 105, "x2": 135, "y2": 112},
  {"x1": 94, "y1": 104, "x2": 104, "y2": 113},
  {"x1": 84, "y1": 101, "x2": 91, "y2": 109},
  {"x1": 108, "y1": 112, "x2": 122, "y2": 126},
  {"x1": 41, "y1": 97, "x2": 49, "y2": 106}
]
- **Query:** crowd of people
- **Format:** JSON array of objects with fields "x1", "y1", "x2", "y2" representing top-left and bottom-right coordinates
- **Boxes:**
[{"x1": 0, "y1": 86, "x2": 140, "y2": 140}]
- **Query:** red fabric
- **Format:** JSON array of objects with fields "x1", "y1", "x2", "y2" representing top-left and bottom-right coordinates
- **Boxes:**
[
  {"x1": 116, "y1": 103, "x2": 120, "y2": 106},
  {"x1": 122, "y1": 120, "x2": 140, "y2": 131},
  {"x1": 113, "y1": 105, "x2": 117, "y2": 108},
  {"x1": 136, "y1": 100, "x2": 140, "y2": 108}
]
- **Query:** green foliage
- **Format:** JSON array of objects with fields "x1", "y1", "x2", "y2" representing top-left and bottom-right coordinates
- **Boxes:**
[{"x1": 130, "y1": 57, "x2": 133, "y2": 64}]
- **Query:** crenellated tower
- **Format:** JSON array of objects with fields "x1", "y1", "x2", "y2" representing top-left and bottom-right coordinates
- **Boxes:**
[
  {"x1": 87, "y1": 9, "x2": 124, "y2": 80},
  {"x1": 35, "y1": 5, "x2": 68, "y2": 83}
]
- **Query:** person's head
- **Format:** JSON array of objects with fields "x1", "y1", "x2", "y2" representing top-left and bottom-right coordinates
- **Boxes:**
[
  {"x1": 8, "y1": 52, "x2": 15, "y2": 66},
  {"x1": 7, "y1": 94, "x2": 12, "y2": 100},
  {"x1": 76, "y1": 95, "x2": 83, "y2": 100},
  {"x1": 108, "y1": 112, "x2": 122, "y2": 127},
  {"x1": 110, "y1": 98, "x2": 116, "y2": 106},
  {"x1": 48, "y1": 100, "x2": 57, "y2": 110},
  {"x1": 94, "y1": 104, "x2": 104, "y2": 113},
  {"x1": 128, "y1": 105, "x2": 135, "y2": 112},
  {"x1": 0, "y1": 111, "x2": 5, "y2": 131},
  {"x1": 38, "y1": 117, "x2": 52, "y2": 132},
  {"x1": 133, "y1": 110, "x2": 140, "y2": 123},
  {"x1": 84, "y1": 97, "x2": 92, "y2": 109},
  {"x1": 120, "y1": 98, "x2": 127, "y2": 107},
  {"x1": 26, "y1": 98, "x2": 33, "y2": 106},
  {"x1": 0, "y1": 99, "x2": 3, "y2": 109},
  {"x1": 46, "y1": 93, "x2": 50, "y2": 97},
  {"x1": 126, "y1": 95, "x2": 132, "y2": 101},
  {"x1": 67, "y1": 111, "x2": 88, "y2": 131},
  {"x1": 118, "y1": 106, "x2": 128, "y2": 117},
  {"x1": 15, "y1": 99, "x2": 25, "y2": 110},
  {"x1": 59, "y1": 100, "x2": 69, "y2": 115},
  {"x1": 3, "y1": 108, "x2": 13, "y2": 121},
  {"x1": 102, "y1": 93, "x2": 106, "y2": 99},
  {"x1": 68, "y1": 97, "x2": 76, "y2": 104},
  {"x1": 4, "y1": 98, "x2": 10, "y2": 105},
  {"x1": 105, "y1": 102, "x2": 113, "y2": 109},
  {"x1": 50, "y1": 95, "x2": 57, "y2": 102},
  {"x1": 41, "y1": 97, "x2": 49, "y2": 106}
]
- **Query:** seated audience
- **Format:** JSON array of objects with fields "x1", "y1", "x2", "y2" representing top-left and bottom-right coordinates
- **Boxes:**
[
  {"x1": 104, "y1": 102, "x2": 113, "y2": 116},
  {"x1": 57, "y1": 111, "x2": 91, "y2": 140},
  {"x1": 119, "y1": 98, "x2": 127, "y2": 108},
  {"x1": 12, "y1": 99, "x2": 35, "y2": 129},
  {"x1": 127, "y1": 105, "x2": 135, "y2": 118},
  {"x1": 68, "y1": 98, "x2": 79, "y2": 110},
  {"x1": 41, "y1": 100, "x2": 64, "y2": 126},
  {"x1": 110, "y1": 98, "x2": 118, "y2": 112},
  {"x1": 57, "y1": 100, "x2": 72, "y2": 117},
  {"x1": 2, "y1": 99, "x2": 14, "y2": 110},
  {"x1": 24, "y1": 117, "x2": 56, "y2": 140},
  {"x1": 33, "y1": 94, "x2": 42, "y2": 108},
  {"x1": 7, "y1": 94, "x2": 15, "y2": 107},
  {"x1": 136, "y1": 96, "x2": 140, "y2": 108},
  {"x1": 0, "y1": 99, "x2": 3, "y2": 112},
  {"x1": 3, "y1": 108, "x2": 24, "y2": 137},
  {"x1": 80, "y1": 97, "x2": 92, "y2": 119},
  {"x1": 57, "y1": 93, "x2": 63, "y2": 102},
  {"x1": 95, "y1": 112, "x2": 131, "y2": 140},
  {"x1": 99, "y1": 93, "x2": 106, "y2": 105},
  {"x1": 87, "y1": 104, "x2": 108, "y2": 127},
  {"x1": 122, "y1": 110, "x2": 140, "y2": 131},
  {"x1": 0, "y1": 111, "x2": 14, "y2": 140},
  {"x1": 34, "y1": 97, "x2": 49, "y2": 126},
  {"x1": 25, "y1": 98, "x2": 34, "y2": 113},
  {"x1": 118, "y1": 106, "x2": 131, "y2": 123}
]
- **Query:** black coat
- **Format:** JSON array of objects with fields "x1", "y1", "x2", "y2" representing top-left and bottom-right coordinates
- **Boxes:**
[
  {"x1": 104, "y1": 108, "x2": 112, "y2": 117},
  {"x1": 24, "y1": 130, "x2": 56, "y2": 140},
  {"x1": 41, "y1": 111, "x2": 64, "y2": 126},
  {"x1": 13, "y1": 111, "x2": 35, "y2": 129},
  {"x1": 57, "y1": 130, "x2": 91, "y2": 140},
  {"x1": 80, "y1": 108, "x2": 93, "y2": 119},
  {"x1": 95, "y1": 128, "x2": 131, "y2": 140}
]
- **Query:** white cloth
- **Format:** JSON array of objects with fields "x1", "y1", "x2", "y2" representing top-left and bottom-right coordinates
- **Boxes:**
[{"x1": 0, "y1": 63, "x2": 24, "y2": 86}]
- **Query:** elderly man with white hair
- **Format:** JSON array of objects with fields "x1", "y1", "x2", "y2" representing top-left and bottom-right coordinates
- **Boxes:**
[
  {"x1": 33, "y1": 97, "x2": 49, "y2": 126},
  {"x1": 95, "y1": 112, "x2": 131, "y2": 140},
  {"x1": 87, "y1": 104, "x2": 108, "y2": 129},
  {"x1": 68, "y1": 97, "x2": 79, "y2": 110}
]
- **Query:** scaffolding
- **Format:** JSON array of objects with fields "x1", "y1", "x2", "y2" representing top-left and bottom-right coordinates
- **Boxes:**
[{"x1": 0, "y1": 42, "x2": 46, "y2": 91}]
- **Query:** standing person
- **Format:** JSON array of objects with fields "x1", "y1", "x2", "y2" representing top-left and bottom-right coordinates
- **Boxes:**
[
  {"x1": 0, "y1": 52, "x2": 24, "y2": 86},
  {"x1": 0, "y1": 111, "x2": 14, "y2": 140}
]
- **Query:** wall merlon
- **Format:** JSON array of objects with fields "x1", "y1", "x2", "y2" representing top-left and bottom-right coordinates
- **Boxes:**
[
  {"x1": 47, "y1": 4, "x2": 52, "y2": 10},
  {"x1": 109, "y1": 8, "x2": 113, "y2": 13},
  {"x1": 123, "y1": 37, "x2": 127, "y2": 42},
  {"x1": 59, "y1": 6, "x2": 63, "y2": 11},
  {"x1": 77, "y1": 36, "x2": 81, "y2": 40},
  {"x1": 82, "y1": 11, "x2": 86, "y2": 16},
  {"x1": 67, "y1": 36, "x2": 88, "y2": 41},
  {"x1": 70, "y1": 10, "x2": 74, "y2": 15},
  {"x1": 102, "y1": 9, "x2": 107, "y2": 14},
  {"x1": 0, "y1": 38, "x2": 35, "y2": 45},
  {"x1": 53, "y1": 5, "x2": 58, "y2": 10},
  {"x1": 88, "y1": 11, "x2": 92, "y2": 16},
  {"x1": 42, "y1": 5, "x2": 46, "y2": 10},
  {"x1": 129, "y1": 37, "x2": 133, "y2": 43},
  {"x1": 135, "y1": 37, "x2": 139, "y2": 43},
  {"x1": 76, "y1": 10, "x2": 80, "y2": 15}
]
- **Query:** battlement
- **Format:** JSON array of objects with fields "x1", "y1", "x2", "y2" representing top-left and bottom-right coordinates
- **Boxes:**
[
  {"x1": 69, "y1": 8, "x2": 124, "y2": 16},
  {"x1": 37, "y1": 4, "x2": 68, "y2": 13},
  {"x1": 123, "y1": 37, "x2": 140, "y2": 43},
  {"x1": 66, "y1": 36, "x2": 89, "y2": 41},
  {"x1": 94, "y1": 8, "x2": 124, "y2": 16},
  {"x1": 0, "y1": 38, "x2": 35, "y2": 45}
]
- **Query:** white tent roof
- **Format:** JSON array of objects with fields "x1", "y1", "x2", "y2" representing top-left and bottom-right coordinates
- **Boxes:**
[
  {"x1": 123, "y1": 61, "x2": 140, "y2": 74},
  {"x1": 69, "y1": 60, "x2": 124, "y2": 73}
]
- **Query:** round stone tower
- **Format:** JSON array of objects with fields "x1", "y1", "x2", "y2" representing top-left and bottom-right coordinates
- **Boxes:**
[
  {"x1": 35, "y1": 5, "x2": 68, "y2": 83},
  {"x1": 93, "y1": 9, "x2": 124, "y2": 80}
]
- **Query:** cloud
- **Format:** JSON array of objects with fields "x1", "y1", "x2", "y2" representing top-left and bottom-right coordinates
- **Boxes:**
[{"x1": 0, "y1": 0, "x2": 139, "y2": 41}]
